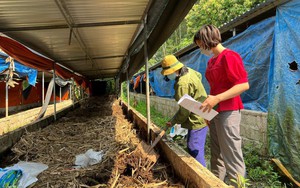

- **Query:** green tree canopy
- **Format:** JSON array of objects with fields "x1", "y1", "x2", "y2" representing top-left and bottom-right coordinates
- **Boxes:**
[{"x1": 145, "y1": 0, "x2": 265, "y2": 69}]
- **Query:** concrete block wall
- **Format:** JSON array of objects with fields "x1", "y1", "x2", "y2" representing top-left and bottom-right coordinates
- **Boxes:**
[
  {"x1": 131, "y1": 93, "x2": 178, "y2": 117},
  {"x1": 130, "y1": 92, "x2": 268, "y2": 155},
  {"x1": 240, "y1": 109, "x2": 268, "y2": 155}
]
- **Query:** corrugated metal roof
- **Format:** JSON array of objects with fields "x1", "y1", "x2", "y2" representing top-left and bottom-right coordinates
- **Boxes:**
[{"x1": 0, "y1": 0, "x2": 196, "y2": 81}]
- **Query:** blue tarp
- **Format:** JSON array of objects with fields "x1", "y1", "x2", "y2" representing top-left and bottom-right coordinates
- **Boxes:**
[
  {"x1": 149, "y1": 68, "x2": 175, "y2": 97},
  {"x1": 268, "y1": 0, "x2": 300, "y2": 181},
  {"x1": 0, "y1": 52, "x2": 37, "y2": 86},
  {"x1": 149, "y1": 17, "x2": 275, "y2": 112},
  {"x1": 147, "y1": 0, "x2": 300, "y2": 181}
]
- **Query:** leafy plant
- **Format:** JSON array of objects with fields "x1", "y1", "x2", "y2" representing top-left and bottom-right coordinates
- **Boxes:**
[
  {"x1": 148, "y1": 0, "x2": 266, "y2": 66},
  {"x1": 230, "y1": 173, "x2": 251, "y2": 188},
  {"x1": 243, "y1": 143, "x2": 285, "y2": 187},
  {"x1": 129, "y1": 99, "x2": 171, "y2": 129},
  {"x1": 125, "y1": 98, "x2": 291, "y2": 187}
]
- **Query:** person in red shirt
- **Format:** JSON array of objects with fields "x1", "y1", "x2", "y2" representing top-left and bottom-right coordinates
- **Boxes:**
[{"x1": 193, "y1": 24, "x2": 249, "y2": 185}]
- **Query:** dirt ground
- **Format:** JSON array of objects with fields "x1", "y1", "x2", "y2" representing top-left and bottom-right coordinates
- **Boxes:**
[{"x1": 1, "y1": 96, "x2": 184, "y2": 187}]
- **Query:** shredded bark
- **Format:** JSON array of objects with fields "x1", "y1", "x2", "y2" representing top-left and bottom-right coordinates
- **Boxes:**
[{"x1": 3, "y1": 96, "x2": 184, "y2": 187}]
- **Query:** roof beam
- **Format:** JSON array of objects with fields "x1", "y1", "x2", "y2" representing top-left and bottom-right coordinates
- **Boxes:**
[
  {"x1": 0, "y1": 20, "x2": 141, "y2": 32},
  {"x1": 54, "y1": 0, "x2": 95, "y2": 69},
  {"x1": 57, "y1": 55, "x2": 125, "y2": 62},
  {"x1": 81, "y1": 68, "x2": 119, "y2": 72}
]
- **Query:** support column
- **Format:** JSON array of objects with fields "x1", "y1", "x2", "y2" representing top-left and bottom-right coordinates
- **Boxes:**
[
  {"x1": 126, "y1": 70, "x2": 130, "y2": 112},
  {"x1": 53, "y1": 65, "x2": 56, "y2": 120},
  {"x1": 144, "y1": 17, "x2": 151, "y2": 143},
  {"x1": 72, "y1": 78, "x2": 74, "y2": 108},
  {"x1": 5, "y1": 82, "x2": 8, "y2": 117},
  {"x1": 60, "y1": 87, "x2": 62, "y2": 103},
  {"x1": 42, "y1": 72, "x2": 45, "y2": 104}
]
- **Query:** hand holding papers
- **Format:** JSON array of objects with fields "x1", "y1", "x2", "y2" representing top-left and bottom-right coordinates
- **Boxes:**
[{"x1": 178, "y1": 94, "x2": 218, "y2": 121}]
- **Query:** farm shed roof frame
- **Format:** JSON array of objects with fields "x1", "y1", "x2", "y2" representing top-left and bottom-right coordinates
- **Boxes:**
[
  {"x1": 175, "y1": 0, "x2": 291, "y2": 58},
  {"x1": 133, "y1": 0, "x2": 292, "y2": 73},
  {"x1": 0, "y1": 0, "x2": 196, "y2": 82}
]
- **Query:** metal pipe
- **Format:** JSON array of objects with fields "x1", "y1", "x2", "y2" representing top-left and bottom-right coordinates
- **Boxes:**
[
  {"x1": 144, "y1": 17, "x2": 151, "y2": 143},
  {"x1": 42, "y1": 72, "x2": 45, "y2": 104},
  {"x1": 60, "y1": 87, "x2": 62, "y2": 103},
  {"x1": 69, "y1": 81, "x2": 72, "y2": 100},
  {"x1": 72, "y1": 78, "x2": 74, "y2": 108},
  {"x1": 118, "y1": 77, "x2": 123, "y2": 99},
  {"x1": 53, "y1": 66, "x2": 56, "y2": 120},
  {"x1": 127, "y1": 70, "x2": 130, "y2": 112},
  {"x1": 5, "y1": 82, "x2": 8, "y2": 117},
  {"x1": 233, "y1": 28, "x2": 236, "y2": 36}
]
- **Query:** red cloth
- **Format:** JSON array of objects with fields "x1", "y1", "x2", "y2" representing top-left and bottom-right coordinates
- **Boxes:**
[
  {"x1": 0, "y1": 36, "x2": 53, "y2": 71},
  {"x1": 0, "y1": 36, "x2": 88, "y2": 87},
  {"x1": 133, "y1": 75, "x2": 141, "y2": 90},
  {"x1": 205, "y1": 49, "x2": 248, "y2": 112}
]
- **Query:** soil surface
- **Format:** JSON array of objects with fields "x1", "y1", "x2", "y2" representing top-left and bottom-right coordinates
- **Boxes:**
[{"x1": 1, "y1": 96, "x2": 184, "y2": 187}]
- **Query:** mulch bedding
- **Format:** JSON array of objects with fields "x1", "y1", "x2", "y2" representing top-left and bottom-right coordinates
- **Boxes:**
[{"x1": 1, "y1": 96, "x2": 184, "y2": 187}]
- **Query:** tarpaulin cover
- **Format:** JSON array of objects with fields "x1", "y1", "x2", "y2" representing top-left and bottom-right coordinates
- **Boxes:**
[
  {"x1": 268, "y1": 0, "x2": 300, "y2": 181},
  {"x1": 22, "y1": 82, "x2": 41, "y2": 105},
  {"x1": 150, "y1": 17, "x2": 274, "y2": 112},
  {"x1": 0, "y1": 36, "x2": 88, "y2": 86},
  {"x1": 149, "y1": 67, "x2": 175, "y2": 97},
  {"x1": 133, "y1": 75, "x2": 141, "y2": 90},
  {"x1": 147, "y1": 0, "x2": 300, "y2": 180},
  {"x1": 0, "y1": 52, "x2": 37, "y2": 86}
]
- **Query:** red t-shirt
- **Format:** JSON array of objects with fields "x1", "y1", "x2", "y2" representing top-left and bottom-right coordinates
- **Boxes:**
[{"x1": 205, "y1": 49, "x2": 248, "y2": 112}]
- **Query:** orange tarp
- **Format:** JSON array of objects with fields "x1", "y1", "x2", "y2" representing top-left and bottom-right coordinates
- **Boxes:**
[{"x1": 0, "y1": 36, "x2": 88, "y2": 86}]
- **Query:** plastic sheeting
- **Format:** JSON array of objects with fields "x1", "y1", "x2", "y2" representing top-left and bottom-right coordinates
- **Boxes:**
[
  {"x1": 138, "y1": 0, "x2": 300, "y2": 180},
  {"x1": 0, "y1": 52, "x2": 37, "y2": 86},
  {"x1": 268, "y1": 0, "x2": 300, "y2": 181},
  {"x1": 55, "y1": 77, "x2": 71, "y2": 87},
  {"x1": 149, "y1": 67, "x2": 175, "y2": 97},
  {"x1": 150, "y1": 17, "x2": 275, "y2": 112},
  {"x1": 181, "y1": 17, "x2": 275, "y2": 112},
  {"x1": 0, "y1": 36, "x2": 87, "y2": 86}
]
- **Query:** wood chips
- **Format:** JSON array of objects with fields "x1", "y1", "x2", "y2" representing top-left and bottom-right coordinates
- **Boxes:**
[{"x1": 2, "y1": 96, "x2": 184, "y2": 188}]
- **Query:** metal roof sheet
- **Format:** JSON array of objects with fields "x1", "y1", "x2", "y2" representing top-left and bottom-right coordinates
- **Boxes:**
[{"x1": 1, "y1": 0, "x2": 197, "y2": 81}]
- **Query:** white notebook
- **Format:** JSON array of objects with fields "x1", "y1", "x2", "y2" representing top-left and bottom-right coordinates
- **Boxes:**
[{"x1": 178, "y1": 94, "x2": 218, "y2": 121}]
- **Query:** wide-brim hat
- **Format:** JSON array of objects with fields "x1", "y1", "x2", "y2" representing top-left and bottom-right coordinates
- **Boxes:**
[{"x1": 161, "y1": 55, "x2": 184, "y2": 75}]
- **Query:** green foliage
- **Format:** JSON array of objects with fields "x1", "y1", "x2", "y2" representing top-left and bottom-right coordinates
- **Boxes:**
[
  {"x1": 74, "y1": 85, "x2": 81, "y2": 100},
  {"x1": 148, "y1": 0, "x2": 266, "y2": 67},
  {"x1": 186, "y1": 0, "x2": 265, "y2": 37},
  {"x1": 106, "y1": 79, "x2": 116, "y2": 94},
  {"x1": 243, "y1": 143, "x2": 283, "y2": 187},
  {"x1": 121, "y1": 82, "x2": 128, "y2": 102},
  {"x1": 127, "y1": 99, "x2": 292, "y2": 187},
  {"x1": 129, "y1": 99, "x2": 170, "y2": 128},
  {"x1": 22, "y1": 80, "x2": 29, "y2": 90},
  {"x1": 230, "y1": 173, "x2": 251, "y2": 188},
  {"x1": 268, "y1": 108, "x2": 300, "y2": 182}
]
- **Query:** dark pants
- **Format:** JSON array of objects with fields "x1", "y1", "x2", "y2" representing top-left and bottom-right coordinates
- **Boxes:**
[{"x1": 187, "y1": 126, "x2": 208, "y2": 167}]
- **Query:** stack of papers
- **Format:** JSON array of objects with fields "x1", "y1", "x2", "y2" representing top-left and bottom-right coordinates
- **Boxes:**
[{"x1": 178, "y1": 94, "x2": 218, "y2": 121}]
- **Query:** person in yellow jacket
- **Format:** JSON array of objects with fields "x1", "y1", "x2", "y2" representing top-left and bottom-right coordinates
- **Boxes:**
[{"x1": 161, "y1": 54, "x2": 208, "y2": 166}]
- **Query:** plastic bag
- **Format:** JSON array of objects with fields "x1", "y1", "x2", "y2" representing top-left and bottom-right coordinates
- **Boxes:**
[
  {"x1": 169, "y1": 124, "x2": 188, "y2": 138},
  {"x1": 0, "y1": 161, "x2": 48, "y2": 188},
  {"x1": 75, "y1": 149, "x2": 104, "y2": 168}
]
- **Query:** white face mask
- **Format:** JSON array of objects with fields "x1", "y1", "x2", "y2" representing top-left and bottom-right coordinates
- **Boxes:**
[
  {"x1": 200, "y1": 48, "x2": 212, "y2": 56},
  {"x1": 167, "y1": 72, "x2": 177, "y2": 80}
]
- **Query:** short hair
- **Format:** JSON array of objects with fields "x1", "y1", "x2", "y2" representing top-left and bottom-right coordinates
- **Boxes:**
[{"x1": 193, "y1": 24, "x2": 221, "y2": 49}]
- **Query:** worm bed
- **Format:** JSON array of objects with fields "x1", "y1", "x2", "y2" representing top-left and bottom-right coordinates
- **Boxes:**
[{"x1": 1, "y1": 96, "x2": 184, "y2": 187}]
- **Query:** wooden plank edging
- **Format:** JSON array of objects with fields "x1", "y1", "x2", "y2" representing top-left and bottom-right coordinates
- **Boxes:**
[
  {"x1": 0, "y1": 102, "x2": 79, "y2": 155},
  {"x1": 120, "y1": 100, "x2": 231, "y2": 188}
]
